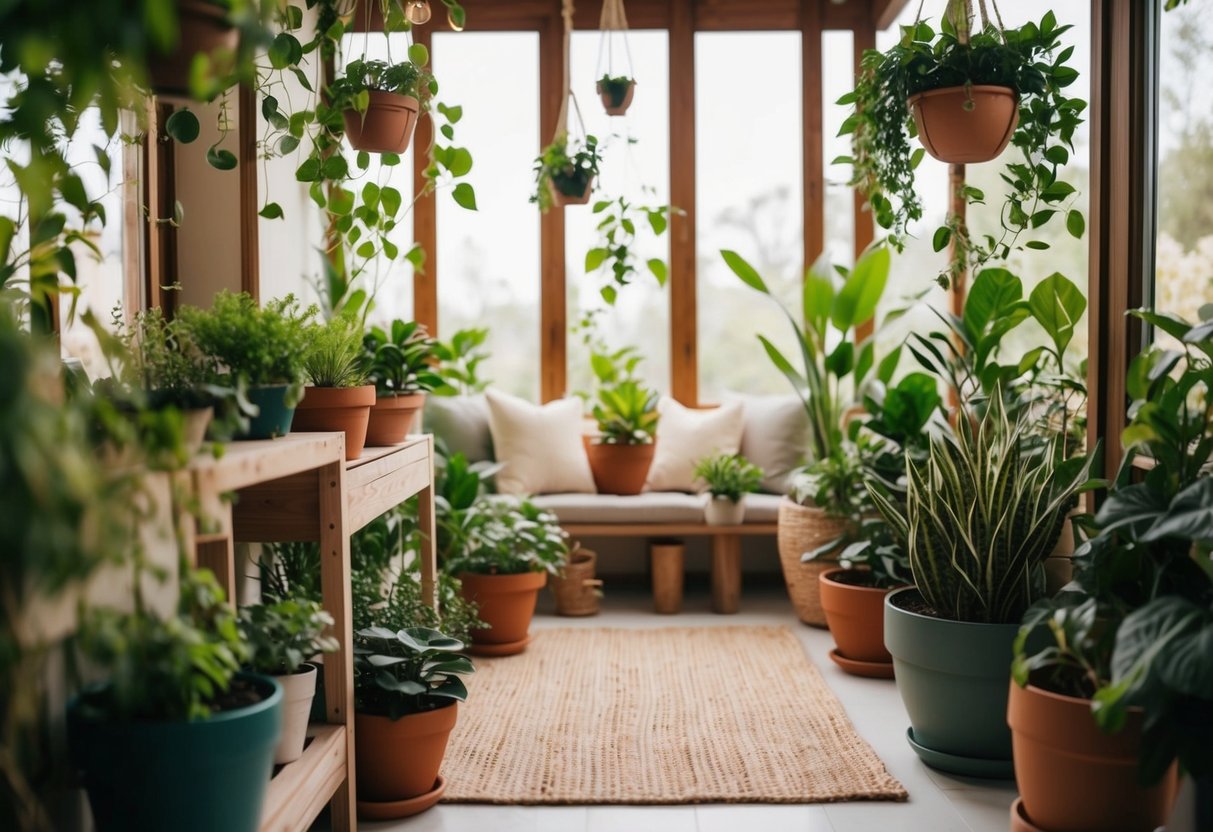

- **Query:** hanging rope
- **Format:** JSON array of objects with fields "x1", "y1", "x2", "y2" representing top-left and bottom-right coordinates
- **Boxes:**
[
  {"x1": 553, "y1": 0, "x2": 587, "y2": 141},
  {"x1": 595, "y1": 0, "x2": 634, "y2": 80}
]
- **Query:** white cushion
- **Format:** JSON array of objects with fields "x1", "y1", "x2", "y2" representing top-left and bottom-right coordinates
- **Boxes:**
[
  {"x1": 424, "y1": 394, "x2": 493, "y2": 463},
  {"x1": 531, "y1": 492, "x2": 707, "y2": 524},
  {"x1": 743, "y1": 492, "x2": 783, "y2": 523},
  {"x1": 725, "y1": 392, "x2": 810, "y2": 494},
  {"x1": 484, "y1": 389, "x2": 596, "y2": 495},
  {"x1": 644, "y1": 398, "x2": 745, "y2": 493}
]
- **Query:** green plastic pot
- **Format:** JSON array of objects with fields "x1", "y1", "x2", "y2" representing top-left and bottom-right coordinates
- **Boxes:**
[
  {"x1": 68, "y1": 673, "x2": 283, "y2": 832},
  {"x1": 239, "y1": 384, "x2": 296, "y2": 440},
  {"x1": 884, "y1": 587, "x2": 1019, "y2": 778}
]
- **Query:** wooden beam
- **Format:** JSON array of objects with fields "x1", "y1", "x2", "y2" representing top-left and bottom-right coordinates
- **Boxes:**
[
  {"x1": 871, "y1": 0, "x2": 912, "y2": 30},
  {"x1": 539, "y1": 5, "x2": 567, "y2": 403},
  {"x1": 803, "y1": 0, "x2": 825, "y2": 274},
  {"x1": 122, "y1": 109, "x2": 145, "y2": 315},
  {"x1": 669, "y1": 0, "x2": 697, "y2": 406},
  {"x1": 412, "y1": 26, "x2": 439, "y2": 335},
  {"x1": 238, "y1": 84, "x2": 260, "y2": 300},
  {"x1": 853, "y1": 17, "x2": 877, "y2": 341}
]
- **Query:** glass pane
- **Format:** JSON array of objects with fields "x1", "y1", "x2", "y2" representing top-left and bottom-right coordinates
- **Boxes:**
[
  {"x1": 1155, "y1": 1, "x2": 1213, "y2": 328},
  {"x1": 566, "y1": 30, "x2": 670, "y2": 398},
  {"x1": 824, "y1": 30, "x2": 855, "y2": 263},
  {"x1": 696, "y1": 32, "x2": 802, "y2": 402},
  {"x1": 434, "y1": 31, "x2": 541, "y2": 400}
]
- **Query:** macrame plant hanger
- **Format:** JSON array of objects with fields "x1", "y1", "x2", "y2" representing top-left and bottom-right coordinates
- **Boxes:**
[
  {"x1": 595, "y1": 0, "x2": 636, "y2": 115},
  {"x1": 553, "y1": 0, "x2": 589, "y2": 148}
]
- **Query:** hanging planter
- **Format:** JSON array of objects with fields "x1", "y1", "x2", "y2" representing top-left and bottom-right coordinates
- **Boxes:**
[
  {"x1": 597, "y1": 75, "x2": 636, "y2": 116},
  {"x1": 595, "y1": 0, "x2": 636, "y2": 116},
  {"x1": 331, "y1": 49, "x2": 434, "y2": 154},
  {"x1": 909, "y1": 83, "x2": 1018, "y2": 163},
  {"x1": 533, "y1": 132, "x2": 601, "y2": 211},
  {"x1": 148, "y1": 0, "x2": 239, "y2": 97}
]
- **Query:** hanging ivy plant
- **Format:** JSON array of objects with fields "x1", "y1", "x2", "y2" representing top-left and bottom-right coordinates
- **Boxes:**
[
  {"x1": 532, "y1": 133, "x2": 603, "y2": 212},
  {"x1": 838, "y1": 11, "x2": 1086, "y2": 287},
  {"x1": 584, "y1": 195, "x2": 675, "y2": 305}
]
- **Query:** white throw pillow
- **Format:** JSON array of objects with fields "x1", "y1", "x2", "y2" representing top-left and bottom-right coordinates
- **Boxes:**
[
  {"x1": 644, "y1": 397, "x2": 745, "y2": 493},
  {"x1": 725, "y1": 392, "x2": 811, "y2": 494},
  {"x1": 484, "y1": 389, "x2": 596, "y2": 495}
]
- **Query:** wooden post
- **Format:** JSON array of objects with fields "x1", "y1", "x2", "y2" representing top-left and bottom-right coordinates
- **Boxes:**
[
  {"x1": 669, "y1": 0, "x2": 698, "y2": 406},
  {"x1": 650, "y1": 540, "x2": 685, "y2": 614},
  {"x1": 853, "y1": 18, "x2": 877, "y2": 343},
  {"x1": 711, "y1": 534, "x2": 742, "y2": 614},
  {"x1": 803, "y1": 0, "x2": 825, "y2": 274},
  {"x1": 417, "y1": 435, "x2": 439, "y2": 611},
  {"x1": 948, "y1": 162, "x2": 967, "y2": 317},
  {"x1": 238, "y1": 84, "x2": 260, "y2": 300},
  {"x1": 412, "y1": 26, "x2": 439, "y2": 335},
  {"x1": 539, "y1": 9, "x2": 568, "y2": 402}
]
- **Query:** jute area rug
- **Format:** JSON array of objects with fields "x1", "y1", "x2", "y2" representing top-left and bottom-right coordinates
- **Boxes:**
[{"x1": 441, "y1": 626, "x2": 907, "y2": 805}]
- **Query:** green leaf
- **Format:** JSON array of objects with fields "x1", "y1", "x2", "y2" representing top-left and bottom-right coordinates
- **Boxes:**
[
  {"x1": 585, "y1": 247, "x2": 608, "y2": 272},
  {"x1": 1066, "y1": 210, "x2": 1085, "y2": 239},
  {"x1": 600, "y1": 285, "x2": 617, "y2": 305},
  {"x1": 447, "y1": 148, "x2": 473, "y2": 177},
  {"x1": 803, "y1": 254, "x2": 834, "y2": 332},
  {"x1": 1029, "y1": 272, "x2": 1086, "y2": 356},
  {"x1": 932, "y1": 226, "x2": 951, "y2": 252},
  {"x1": 165, "y1": 109, "x2": 200, "y2": 144},
  {"x1": 452, "y1": 183, "x2": 477, "y2": 210},
  {"x1": 721, "y1": 250, "x2": 768, "y2": 294},
  {"x1": 832, "y1": 244, "x2": 889, "y2": 331},
  {"x1": 647, "y1": 258, "x2": 668, "y2": 286},
  {"x1": 963, "y1": 268, "x2": 1022, "y2": 340},
  {"x1": 0, "y1": 217, "x2": 14, "y2": 262},
  {"x1": 278, "y1": 135, "x2": 300, "y2": 154},
  {"x1": 258, "y1": 202, "x2": 284, "y2": 220},
  {"x1": 356, "y1": 241, "x2": 375, "y2": 259},
  {"x1": 206, "y1": 145, "x2": 237, "y2": 171},
  {"x1": 408, "y1": 43, "x2": 430, "y2": 66},
  {"x1": 381, "y1": 187, "x2": 403, "y2": 218},
  {"x1": 1025, "y1": 240, "x2": 1050, "y2": 250},
  {"x1": 648, "y1": 211, "x2": 668, "y2": 236}
]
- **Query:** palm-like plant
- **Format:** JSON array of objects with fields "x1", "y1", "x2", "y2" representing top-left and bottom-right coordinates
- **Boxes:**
[
  {"x1": 364, "y1": 319, "x2": 442, "y2": 396},
  {"x1": 592, "y1": 379, "x2": 658, "y2": 445}
]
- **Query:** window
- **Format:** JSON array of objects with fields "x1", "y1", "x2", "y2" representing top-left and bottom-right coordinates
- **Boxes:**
[
  {"x1": 823, "y1": 30, "x2": 855, "y2": 264},
  {"x1": 434, "y1": 31, "x2": 541, "y2": 400}
]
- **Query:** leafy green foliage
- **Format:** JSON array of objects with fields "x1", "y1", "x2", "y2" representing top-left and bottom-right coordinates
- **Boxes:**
[
  {"x1": 584, "y1": 195, "x2": 674, "y2": 305},
  {"x1": 303, "y1": 313, "x2": 369, "y2": 388},
  {"x1": 693, "y1": 454, "x2": 763, "y2": 502},
  {"x1": 597, "y1": 74, "x2": 635, "y2": 108},
  {"x1": 239, "y1": 598, "x2": 337, "y2": 677},
  {"x1": 354, "y1": 627, "x2": 473, "y2": 720},
  {"x1": 532, "y1": 133, "x2": 602, "y2": 212},
  {"x1": 592, "y1": 379, "x2": 659, "y2": 445},
  {"x1": 442, "y1": 497, "x2": 569, "y2": 577},
  {"x1": 431, "y1": 327, "x2": 492, "y2": 395},
  {"x1": 840, "y1": 13, "x2": 1086, "y2": 287},
  {"x1": 364, "y1": 319, "x2": 442, "y2": 396},
  {"x1": 327, "y1": 56, "x2": 433, "y2": 109}
]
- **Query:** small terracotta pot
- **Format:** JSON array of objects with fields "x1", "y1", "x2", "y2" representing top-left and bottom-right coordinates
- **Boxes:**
[
  {"x1": 597, "y1": 79, "x2": 636, "y2": 116},
  {"x1": 584, "y1": 440, "x2": 656, "y2": 495},
  {"x1": 548, "y1": 175, "x2": 595, "y2": 207},
  {"x1": 776, "y1": 498, "x2": 850, "y2": 627},
  {"x1": 343, "y1": 91, "x2": 421, "y2": 154},
  {"x1": 366, "y1": 392, "x2": 426, "y2": 446},
  {"x1": 704, "y1": 495, "x2": 746, "y2": 526},
  {"x1": 291, "y1": 384, "x2": 376, "y2": 460},
  {"x1": 1008, "y1": 682, "x2": 1179, "y2": 832},
  {"x1": 819, "y1": 568, "x2": 896, "y2": 665},
  {"x1": 273, "y1": 664, "x2": 317, "y2": 765},
  {"x1": 459, "y1": 571, "x2": 547, "y2": 652},
  {"x1": 909, "y1": 84, "x2": 1019, "y2": 164},
  {"x1": 355, "y1": 701, "x2": 458, "y2": 803},
  {"x1": 148, "y1": 0, "x2": 238, "y2": 96}
]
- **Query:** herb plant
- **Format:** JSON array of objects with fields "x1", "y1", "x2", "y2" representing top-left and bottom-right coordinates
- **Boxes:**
[
  {"x1": 532, "y1": 133, "x2": 602, "y2": 212},
  {"x1": 303, "y1": 314, "x2": 368, "y2": 388},
  {"x1": 239, "y1": 598, "x2": 338, "y2": 677},
  {"x1": 353, "y1": 627, "x2": 473, "y2": 720},
  {"x1": 694, "y1": 454, "x2": 764, "y2": 502},
  {"x1": 364, "y1": 319, "x2": 442, "y2": 396}
]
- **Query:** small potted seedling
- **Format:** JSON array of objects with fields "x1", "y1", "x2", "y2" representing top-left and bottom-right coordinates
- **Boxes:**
[
  {"x1": 694, "y1": 453, "x2": 764, "y2": 526},
  {"x1": 597, "y1": 74, "x2": 636, "y2": 116}
]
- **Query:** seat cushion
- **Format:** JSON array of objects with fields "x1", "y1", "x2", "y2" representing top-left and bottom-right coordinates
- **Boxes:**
[
  {"x1": 743, "y1": 492, "x2": 783, "y2": 524},
  {"x1": 644, "y1": 397, "x2": 745, "y2": 492},
  {"x1": 485, "y1": 389, "x2": 596, "y2": 495},
  {"x1": 532, "y1": 492, "x2": 707, "y2": 524}
]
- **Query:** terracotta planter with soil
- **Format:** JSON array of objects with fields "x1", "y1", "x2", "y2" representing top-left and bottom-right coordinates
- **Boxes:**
[
  {"x1": 550, "y1": 549, "x2": 603, "y2": 617},
  {"x1": 1007, "y1": 682, "x2": 1179, "y2": 832},
  {"x1": 355, "y1": 701, "x2": 458, "y2": 806},
  {"x1": 366, "y1": 392, "x2": 426, "y2": 446},
  {"x1": 597, "y1": 79, "x2": 636, "y2": 116},
  {"x1": 291, "y1": 384, "x2": 376, "y2": 460},
  {"x1": 148, "y1": 0, "x2": 238, "y2": 96},
  {"x1": 909, "y1": 84, "x2": 1019, "y2": 164},
  {"x1": 459, "y1": 571, "x2": 548, "y2": 655},
  {"x1": 704, "y1": 495, "x2": 746, "y2": 526},
  {"x1": 585, "y1": 440, "x2": 656, "y2": 495},
  {"x1": 342, "y1": 91, "x2": 421, "y2": 154},
  {"x1": 776, "y1": 497, "x2": 850, "y2": 627},
  {"x1": 548, "y1": 175, "x2": 595, "y2": 207},
  {"x1": 819, "y1": 567, "x2": 898, "y2": 678}
]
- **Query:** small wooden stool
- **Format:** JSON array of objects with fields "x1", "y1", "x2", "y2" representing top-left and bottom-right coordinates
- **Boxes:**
[{"x1": 650, "y1": 540, "x2": 685, "y2": 614}]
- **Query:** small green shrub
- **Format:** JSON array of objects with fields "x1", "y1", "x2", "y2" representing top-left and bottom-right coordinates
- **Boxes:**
[
  {"x1": 239, "y1": 597, "x2": 338, "y2": 676},
  {"x1": 304, "y1": 314, "x2": 368, "y2": 388},
  {"x1": 694, "y1": 454, "x2": 763, "y2": 502}
]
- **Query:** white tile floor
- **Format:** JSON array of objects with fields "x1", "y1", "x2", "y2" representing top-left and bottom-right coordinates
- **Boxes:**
[{"x1": 358, "y1": 583, "x2": 1198, "y2": 832}]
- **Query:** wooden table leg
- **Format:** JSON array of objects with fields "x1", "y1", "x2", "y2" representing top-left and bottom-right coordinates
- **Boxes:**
[
  {"x1": 417, "y1": 435, "x2": 439, "y2": 612},
  {"x1": 711, "y1": 534, "x2": 742, "y2": 614},
  {"x1": 650, "y1": 540, "x2": 685, "y2": 614}
]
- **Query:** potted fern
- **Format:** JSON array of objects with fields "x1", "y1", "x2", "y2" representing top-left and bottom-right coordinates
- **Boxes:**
[
  {"x1": 870, "y1": 392, "x2": 1091, "y2": 778},
  {"x1": 330, "y1": 47, "x2": 435, "y2": 154},
  {"x1": 694, "y1": 453, "x2": 763, "y2": 526},
  {"x1": 532, "y1": 133, "x2": 602, "y2": 211},
  {"x1": 363, "y1": 319, "x2": 442, "y2": 446},
  {"x1": 293, "y1": 314, "x2": 375, "y2": 460},
  {"x1": 597, "y1": 74, "x2": 636, "y2": 116}
]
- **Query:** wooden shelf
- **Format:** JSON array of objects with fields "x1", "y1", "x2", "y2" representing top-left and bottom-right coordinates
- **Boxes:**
[{"x1": 261, "y1": 724, "x2": 347, "y2": 832}]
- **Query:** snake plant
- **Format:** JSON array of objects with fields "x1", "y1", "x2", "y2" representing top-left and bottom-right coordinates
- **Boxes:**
[{"x1": 870, "y1": 392, "x2": 1092, "y2": 624}]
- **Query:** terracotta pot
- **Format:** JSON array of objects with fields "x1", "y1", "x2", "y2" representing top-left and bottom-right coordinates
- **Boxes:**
[
  {"x1": 548, "y1": 175, "x2": 595, "y2": 207},
  {"x1": 819, "y1": 567, "x2": 897, "y2": 665},
  {"x1": 355, "y1": 701, "x2": 458, "y2": 803},
  {"x1": 704, "y1": 495, "x2": 746, "y2": 526},
  {"x1": 1008, "y1": 682, "x2": 1179, "y2": 832},
  {"x1": 550, "y1": 549, "x2": 603, "y2": 617},
  {"x1": 585, "y1": 440, "x2": 656, "y2": 495},
  {"x1": 459, "y1": 571, "x2": 547, "y2": 652},
  {"x1": 909, "y1": 84, "x2": 1019, "y2": 164},
  {"x1": 273, "y1": 664, "x2": 317, "y2": 765},
  {"x1": 776, "y1": 498, "x2": 849, "y2": 627},
  {"x1": 342, "y1": 91, "x2": 421, "y2": 154},
  {"x1": 366, "y1": 392, "x2": 426, "y2": 446},
  {"x1": 597, "y1": 79, "x2": 636, "y2": 116},
  {"x1": 147, "y1": 0, "x2": 238, "y2": 96},
  {"x1": 291, "y1": 384, "x2": 376, "y2": 460}
]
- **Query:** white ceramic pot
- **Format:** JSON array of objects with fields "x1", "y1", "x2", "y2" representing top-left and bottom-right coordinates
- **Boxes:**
[
  {"x1": 274, "y1": 663, "x2": 318, "y2": 764},
  {"x1": 705, "y1": 495, "x2": 746, "y2": 526}
]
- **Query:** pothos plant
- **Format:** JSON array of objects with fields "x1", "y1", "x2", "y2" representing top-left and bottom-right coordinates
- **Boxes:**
[
  {"x1": 839, "y1": 10, "x2": 1087, "y2": 288},
  {"x1": 584, "y1": 194, "x2": 675, "y2": 305},
  {"x1": 532, "y1": 133, "x2": 603, "y2": 212}
]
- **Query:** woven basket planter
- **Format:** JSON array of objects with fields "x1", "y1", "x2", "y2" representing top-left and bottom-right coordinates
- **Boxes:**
[
  {"x1": 777, "y1": 497, "x2": 850, "y2": 627},
  {"x1": 550, "y1": 549, "x2": 603, "y2": 617}
]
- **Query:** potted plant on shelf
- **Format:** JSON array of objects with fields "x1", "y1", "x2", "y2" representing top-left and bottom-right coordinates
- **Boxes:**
[
  {"x1": 239, "y1": 598, "x2": 338, "y2": 765},
  {"x1": 532, "y1": 132, "x2": 602, "y2": 211},
  {"x1": 694, "y1": 453, "x2": 764, "y2": 526},
  {"x1": 722, "y1": 244, "x2": 892, "y2": 627},
  {"x1": 870, "y1": 391, "x2": 1092, "y2": 778},
  {"x1": 597, "y1": 74, "x2": 636, "y2": 116},
  {"x1": 363, "y1": 319, "x2": 443, "y2": 446},
  {"x1": 68, "y1": 570, "x2": 282, "y2": 832},
  {"x1": 330, "y1": 47, "x2": 435, "y2": 154},
  {"x1": 178, "y1": 291, "x2": 314, "y2": 440},
  {"x1": 353, "y1": 626, "x2": 473, "y2": 820},
  {"x1": 587, "y1": 378, "x2": 660, "y2": 495},
  {"x1": 293, "y1": 313, "x2": 376, "y2": 460},
  {"x1": 1007, "y1": 311, "x2": 1212, "y2": 832}
]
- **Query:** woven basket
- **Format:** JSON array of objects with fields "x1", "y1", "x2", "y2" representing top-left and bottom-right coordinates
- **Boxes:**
[
  {"x1": 551, "y1": 549, "x2": 603, "y2": 617},
  {"x1": 777, "y1": 497, "x2": 851, "y2": 627}
]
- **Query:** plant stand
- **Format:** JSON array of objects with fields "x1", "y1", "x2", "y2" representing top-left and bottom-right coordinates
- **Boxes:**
[{"x1": 185, "y1": 434, "x2": 438, "y2": 832}]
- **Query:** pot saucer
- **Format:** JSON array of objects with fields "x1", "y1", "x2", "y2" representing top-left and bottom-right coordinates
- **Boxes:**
[
  {"x1": 828, "y1": 648, "x2": 895, "y2": 679},
  {"x1": 469, "y1": 634, "x2": 532, "y2": 657},
  {"x1": 357, "y1": 775, "x2": 445, "y2": 820},
  {"x1": 906, "y1": 728, "x2": 1015, "y2": 780}
]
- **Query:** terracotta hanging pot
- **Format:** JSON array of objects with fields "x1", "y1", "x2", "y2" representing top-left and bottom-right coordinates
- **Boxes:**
[
  {"x1": 147, "y1": 0, "x2": 239, "y2": 96},
  {"x1": 342, "y1": 91, "x2": 421, "y2": 154},
  {"x1": 908, "y1": 84, "x2": 1019, "y2": 164},
  {"x1": 1007, "y1": 682, "x2": 1179, "y2": 832},
  {"x1": 597, "y1": 78, "x2": 636, "y2": 116},
  {"x1": 291, "y1": 384, "x2": 376, "y2": 460},
  {"x1": 355, "y1": 701, "x2": 457, "y2": 815},
  {"x1": 366, "y1": 391, "x2": 427, "y2": 446},
  {"x1": 584, "y1": 439, "x2": 655, "y2": 495},
  {"x1": 818, "y1": 567, "x2": 898, "y2": 678},
  {"x1": 459, "y1": 571, "x2": 547, "y2": 656},
  {"x1": 548, "y1": 174, "x2": 595, "y2": 207}
]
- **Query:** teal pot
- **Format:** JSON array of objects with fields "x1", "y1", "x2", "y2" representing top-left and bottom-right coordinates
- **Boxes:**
[
  {"x1": 68, "y1": 673, "x2": 283, "y2": 832},
  {"x1": 884, "y1": 587, "x2": 1018, "y2": 778},
  {"x1": 239, "y1": 384, "x2": 296, "y2": 440}
]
